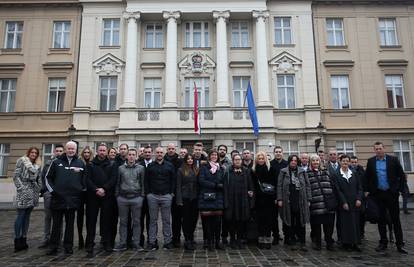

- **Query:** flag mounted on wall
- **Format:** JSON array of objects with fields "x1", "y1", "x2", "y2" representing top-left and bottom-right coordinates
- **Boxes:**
[
  {"x1": 245, "y1": 81, "x2": 259, "y2": 137},
  {"x1": 194, "y1": 82, "x2": 201, "y2": 135}
]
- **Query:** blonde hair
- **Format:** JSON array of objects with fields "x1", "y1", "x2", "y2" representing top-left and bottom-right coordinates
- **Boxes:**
[
  {"x1": 80, "y1": 146, "x2": 94, "y2": 164},
  {"x1": 252, "y1": 151, "x2": 270, "y2": 172}
]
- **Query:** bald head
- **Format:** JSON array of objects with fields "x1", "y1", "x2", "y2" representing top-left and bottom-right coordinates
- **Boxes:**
[
  {"x1": 167, "y1": 143, "x2": 176, "y2": 156},
  {"x1": 155, "y1": 147, "x2": 164, "y2": 161}
]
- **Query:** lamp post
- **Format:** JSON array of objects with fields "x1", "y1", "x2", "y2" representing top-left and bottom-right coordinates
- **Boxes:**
[
  {"x1": 315, "y1": 122, "x2": 325, "y2": 152},
  {"x1": 67, "y1": 124, "x2": 79, "y2": 154}
]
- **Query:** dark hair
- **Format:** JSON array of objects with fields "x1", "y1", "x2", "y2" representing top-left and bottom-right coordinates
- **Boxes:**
[
  {"x1": 287, "y1": 154, "x2": 299, "y2": 165},
  {"x1": 230, "y1": 150, "x2": 239, "y2": 156},
  {"x1": 119, "y1": 143, "x2": 129, "y2": 149},
  {"x1": 217, "y1": 144, "x2": 228, "y2": 152},
  {"x1": 274, "y1": 145, "x2": 283, "y2": 152},
  {"x1": 318, "y1": 150, "x2": 324, "y2": 154},
  {"x1": 98, "y1": 143, "x2": 108, "y2": 149},
  {"x1": 350, "y1": 155, "x2": 358, "y2": 160},
  {"x1": 339, "y1": 154, "x2": 351, "y2": 161},
  {"x1": 144, "y1": 145, "x2": 152, "y2": 151},
  {"x1": 374, "y1": 141, "x2": 384, "y2": 147},
  {"x1": 194, "y1": 142, "x2": 203, "y2": 148},
  {"x1": 128, "y1": 148, "x2": 137, "y2": 154},
  {"x1": 182, "y1": 154, "x2": 199, "y2": 176},
  {"x1": 26, "y1": 146, "x2": 40, "y2": 159},
  {"x1": 55, "y1": 144, "x2": 64, "y2": 149},
  {"x1": 208, "y1": 149, "x2": 218, "y2": 160},
  {"x1": 232, "y1": 153, "x2": 242, "y2": 161}
]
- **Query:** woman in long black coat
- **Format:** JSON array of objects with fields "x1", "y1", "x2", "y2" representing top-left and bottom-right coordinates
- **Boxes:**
[
  {"x1": 223, "y1": 153, "x2": 254, "y2": 249},
  {"x1": 333, "y1": 154, "x2": 363, "y2": 252}
]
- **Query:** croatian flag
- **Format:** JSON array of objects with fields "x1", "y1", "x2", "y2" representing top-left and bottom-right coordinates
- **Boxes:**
[{"x1": 194, "y1": 82, "x2": 201, "y2": 135}]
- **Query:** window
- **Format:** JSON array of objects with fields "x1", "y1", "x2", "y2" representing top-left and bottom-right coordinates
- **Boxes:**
[
  {"x1": 144, "y1": 78, "x2": 161, "y2": 108},
  {"x1": 277, "y1": 74, "x2": 295, "y2": 109},
  {"x1": 42, "y1": 144, "x2": 55, "y2": 167},
  {"x1": 274, "y1": 17, "x2": 292, "y2": 45},
  {"x1": 99, "y1": 76, "x2": 117, "y2": 111},
  {"x1": 184, "y1": 78, "x2": 210, "y2": 107},
  {"x1": 232, "y1": 76, "x2": 249, "y2": 107},
  {"x1": 0, "y1": 144, "x2": 10, "y2": 177},
  {"x1": 4, "y1": 21, "x2": 23, "y2": 49},
  {"x1": 94, "y1": 142, "x2": 114, "y2": 152},
  {"x1": 331, "y1": 75, "x2": 350, "y2": 109},
  {"x1": 336, "y1": 141, "x2": 355, "y2": 156},
  {"x1": 102, "y1": 19, "x2": 120, "y2": 46},
  {"x1": 137, "y1": 141, "x2": 160, "y2": 152},
  {"x1": 0, "y1": 79, "x2": 16, "y2": 112},
  {"x1": 379, "y1": 18, "x2": 398, "y2": 46},
  {"x1": 47, "y1": 78, "x2": 66, "y2": 112},
  {"x1": 385, "y1": 75, "x2": 404, "y2": 108},
  {"x1": 235, "y1": 141, "x2": 255, "y2": 155},
  {"x1": 326, "y1": 18, "x2": 344, "y2": 46},
  {"x1": 145, "y1": 23, "x2": 163, "y2": 48},
  {"x1": 393, "y1": 140, "x2": 412, "y2": 172},
  {"x1": 280, "y1": 140, "x2": 299, "y2": 159},
  {"x1": 231, "y1": 21, "x2": 249, "y2": 48},
  {"x1": 53, "y1": 21, "x2": 71, "y2": 48},
  {"x1": 185, "y1": 22, "x2": 209, "y2": 48}
]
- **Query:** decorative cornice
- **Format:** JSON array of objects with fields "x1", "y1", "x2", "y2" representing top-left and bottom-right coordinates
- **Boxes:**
[
  {"x1": 0, "y1": 63, "x2": 25, "y2": 70},
  {"x1": 141, "y1": 62, "x2": 165, "y2": 69},
  {"x1": 377, "y1": 59, "x2": 408, "y2": 67},
  {"x1": 229, "y1": 61, "x2": 254, "y2": 68},
  {"x1": 323, "y1": 60, "x2": 354, "y2": 67},
  {"x1": 92, "y1": 53, "x2": 124, "y2": 75},
  {"x1": 42, "y1": 62, "x2": 73, "y2": 69}
]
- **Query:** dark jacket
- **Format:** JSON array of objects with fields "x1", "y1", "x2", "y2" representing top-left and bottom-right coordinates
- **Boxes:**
[
  {"x1": 114, "y1": 154, "x2": 127, "y2": 167},
  {"x1": 194, "y1": 154, "x2": 208, "y2": 169},
  {"x1": 46, "y1": 154, "x2": 86, "y2": 209},
  {"x1": 269, "y1": 158, "x2": 288, "y2": 199},
  {"x1": 198, "y1": 163, "x2": 224, "y2": 210},
  {"x1": 87, "y1": 156, "x2": 118, "y2": 195},
  {"x1": 40, "y1": 156, "x2": 54, "y2": 194},
  {"x1": 307, "y1": 168, "x2": 336, "y2": 216},
  {"x1": 176, "y1": 167, "x2": 198, "y2": 205},
  {"x1": 164, "y1": 153, "x2": 183, "y2": 171},
  {"x1": 365, "y1": 154, "x2": 406, "y2": 195},
  {"x1": 251, "y1": 164, "x2": 277, "y2": 205},
  {"x1": 326, "y1": 161, "x2": 340, "y2": 176},
  {"x1": 333, "y1": 169, "x2": 362, "y2": 211},
  {"x1": 144, "y1": 160, "x2": 176, "y2": 195}
]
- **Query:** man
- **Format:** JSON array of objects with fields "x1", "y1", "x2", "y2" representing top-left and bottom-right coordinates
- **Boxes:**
[
  {"x1": 46, "y1": 141, "x2": 86, "y2": 255},
  {"x1": 115, "y1": 143, "x2": 128, "y2": 166},
  {"x1": 179, "y1": 148, "x2": 188, "y2": 159},
  {"x1": 193, "y1": 142, "x2": 207, "y2": 168},
  {"x1": 326, "y1": 148, "x2": 339, "y2": 176},
  {"x1": 269, "y1": 146, "x2": 288, "y2": 245},
  {"x1": 218, "y1": 144, "x2": 231, "y2": 170},
  {"x1": 138, "y1": 147, "x2": 145, "y2": 161},
  {"x1": 365, "y1": 141, "x2": 407, "y2": 254},
  {"x1": 39, "y1": 144, "x2": 64, "y2": 249},
  {"x1": 318, "y1": 150, "x2": 327, "y2": 169},
  {"x1": 85, "y1": 143, "x2": 118, "y2": 256},
  {"x1": 113, "y1": 149, "x2": 145, "y2": 252},
  {"x1": 145, "y1": 147, "x2": 176, "y2": 250},
  {"x1": 242, "y1": 149, "x2": 253, "y2": 169},
  {"x1": 350, "y1": 155, "x2": 367, "y2": 240},
  {"x1": 138, "y1": 146, "x2": 153, "y2": 247},
  {"x1": 300, "y1": 153, "x2": 309, "y2": 171},
  {"x1": 164, "y1": 143, "x2": 183, "y2": 248}
]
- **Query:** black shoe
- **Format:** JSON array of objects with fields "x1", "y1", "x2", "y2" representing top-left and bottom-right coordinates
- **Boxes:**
[
  {"x1": 397, "y1": 246, "x2": 408, "y2": 254},
  {"x1": 215, "y1": 241, "x2": 224, "y2": 250},
  {"x1": 300, "y1": 244, "x2": 308, "y2": 252},
  {"x1": 326, "y1": 244, "x2": 335, "y2": 251},
  {"x1": 203, "y1": 240, "x2": 208, "y2": 249},
  {"x1": 312, "y1": 243, "x2": 322, "y2": 251},
  {"x1": 64, "y1": 248, "x2": 73, "y2": 254},
  {"x1": 149, "y1": 243, "x2": 159, "y2": 251},
  {"x1": 86, "y1": 251, "x2": 94, "y2": 258},
  {"x1": 21, "y1": 238, "x2": 28, "y2": 250},
  {"x1": 163, "y1": 242, "x2": 174, "y2": 250},
  {"x1": 46, "y1": 248, "x2": 58, "y2": 256},
  {"x1": 78, "y1": 238, "x2": 84, "y2": 250},
  {"x1": 375, "y1": 244, "x2": 387, "y2": 252},
  {"x1": 404, "y1": 211, "x2": 411, "y2": 215},
  {"x1": 113, "y1": 244, "x2": 127, "y2": 252},
  {"x1": 222, "y1": 238, "x2": 228, "y2": 245},
  {"x1": 230, "y1": 240, "x2": 238, "y2": 250},
  {"x1": 272, "y1": 238, "x2": 279, "y2": 245},
  {"x1": 14, "y1": 238, "x2": 24, "y2": 253},
  {"x1": 172, "y1": 240, "x2": 181, "y2": 248},
  {"x1": 104, "y1": 246, "x2": 113, "y2": 253},
  {"x1": 38, "y1": 240, "x2": 49, "y2": 249},
  {"x1": 258, "y1": 243, "x2": 265, "y2": 249},
  {"x1": 353, "y1": 245, "x2": 362, "y2": 252},
  {"x1": 184, "y1": 241, "x2": 194, "y2": 251}
]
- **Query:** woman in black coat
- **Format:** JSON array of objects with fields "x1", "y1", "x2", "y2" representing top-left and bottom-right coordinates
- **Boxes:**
[
  {"x1": 223, "y1": 153, "x2": 254, "y2": 249},
  {"x1": 333, "y1": 154, "x2": 363, "y2": 252},
  {"x1": 251, "y1": 151, "x2": 275, "y2": 249},
  {"x1": 198, "y1": 149, "x2": 224, "y2": 250}
]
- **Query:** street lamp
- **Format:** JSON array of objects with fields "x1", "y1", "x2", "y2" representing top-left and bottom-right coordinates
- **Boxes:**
[{"x1": 315, "y1": 122, "x2": 325, "y2": 152}]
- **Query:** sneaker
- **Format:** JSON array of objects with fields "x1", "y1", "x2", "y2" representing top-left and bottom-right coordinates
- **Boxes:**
[
  {"x1": 113, "y1": 244, "x2": 127, "y2": 252},
  {"x1": 163, "y1": 242, "x2": 174, "y2": 250},
  {"x1": 64, "y1": 248, "x2": 73, "y2": 254},
  {"x1": 46, "y1": 248, "x2": 58, "y2": 256},
  {"x1": 149, "y1": 243, "x2": 159, "y2": 251},
  {"x1": 375, "y1": 243, "x2": 387, "y2": 252}
]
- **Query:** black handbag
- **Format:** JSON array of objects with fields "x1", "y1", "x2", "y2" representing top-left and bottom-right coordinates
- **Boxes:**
[
  {"x1": 203, "y1": 192, "x2": 216, "y2": 201},
  {"x1": 258, "y1": 181, "x2": 276, "y2": 195},
  {"x1": 316, "y1": 176, "x2": 338, "y2": 211}
]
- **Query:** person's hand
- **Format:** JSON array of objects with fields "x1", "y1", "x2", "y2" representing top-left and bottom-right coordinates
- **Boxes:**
[
  {"x1": 248, "y1": 191, "x2": 254, "y2": 198},
  {"x1": 364, "y1": 192, "x2": 369, "y2": 197},
  {"x1": 178, "y1": 203, "x2": 183, "y2": 206},
  {"x1": 96, "y1": 188, "x2": 105, "y2": 197},
  {"x1": 355, "y1": 200, "x2": 362, "y2": 208},
  {"x1": 342, "y1": 203, "x2": 349, "y2": 211},
  {"x1": 308, "y1": 201, "x2": 311, "y2": 207},
  {"x1": 277, "y1": 200, "x2": 283, "y2": 207}
]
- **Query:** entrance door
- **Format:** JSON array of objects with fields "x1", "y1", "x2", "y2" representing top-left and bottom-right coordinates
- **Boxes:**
[{"x1": 180, "y1": 140, "x2": 213, "y2": 154}]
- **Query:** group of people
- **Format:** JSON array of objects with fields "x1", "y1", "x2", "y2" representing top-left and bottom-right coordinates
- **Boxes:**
[{"x1": 12, "y1": 140, "x2": 409, "y2": 256}]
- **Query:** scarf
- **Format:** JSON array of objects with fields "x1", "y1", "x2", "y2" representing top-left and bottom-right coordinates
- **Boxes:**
[
  {"x1": 209, "y1": 161, "x2": 219, "y2": 174},
  {"x1": 289, "y1": 167, "x2": 301, "y2": 190}
]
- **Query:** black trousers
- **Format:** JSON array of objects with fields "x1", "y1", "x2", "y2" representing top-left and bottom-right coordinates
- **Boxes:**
[
  {"x1": 310, "y1": 216, "x2": 334, "y2": 246},
  {"x1": 85, "y1": 194, "x2": 116, "y2": 249},
  {"x1": 49, "y1": 208, "x2": 76, "y2": 250},
  {"x1": 375, "y1": 190, "x2": 404, "y2": 246},
  {"x1": 271, "y1": 206, "x2": 281, "y2": 239},
  {"x1": 76, "y1": 192, "x2": 86, "y2": 242},
  {"x1": 227, "y1": 220, "x2": 247, "y2": 241},
  {"x1": 171, "y1": 198, "x2": 183, "y2": 243},
  {"x1": 140, "y1": 197, "x2": 150, "y2": 245},
  {"x1": 257, "y1": 204, "x2": 275, "y2": 237},
  {"x1": 284, "y1": 210, "x2": 305, "y2": 244},
  {"x1": 181, "y1": 199, "x2": 198, "y2": 241},
  {"x1": 201, "y1": 214, "x2": 221, "y2": 243},
  {"x1": 221, "y1": 219, "x2": 229, "y2": 240}
]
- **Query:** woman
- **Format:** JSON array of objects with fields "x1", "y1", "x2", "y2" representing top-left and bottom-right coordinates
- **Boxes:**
[
  {"x1": 333, "y1": 154, "x2": 362, "y2": 252},
  {"x1": 251, "y1": 151, "x2": 275, "y2": 249},
  {"x1": 176, "y1": 154, "x2": 199, "y2": 250},
  {"x1": 307, "y1": 154, "x2": 336, "y2": 251},
  {"x1": 108, "y1": 147, "x2": 117, "y2": 162},
  {"x1": 80, "y1": 146, "x2": 94, "y2": 165},
  {"x1": 223, "y1": 154, "x2": 254, "y2": 249},
  {"x1": 13, "y1": 147, "x2": 42, "y2": 252},
  {"x1": 277, "y1": 154, "x2": 311, "y2": 251},
  {"x1": 198, "y1": 149, "x2": 224, "y2": 251}
]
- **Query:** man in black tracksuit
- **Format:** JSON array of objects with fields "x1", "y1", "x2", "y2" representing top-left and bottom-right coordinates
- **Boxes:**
[{"x1": 85, "y1": 144, "x2": 118, "y2": 255}]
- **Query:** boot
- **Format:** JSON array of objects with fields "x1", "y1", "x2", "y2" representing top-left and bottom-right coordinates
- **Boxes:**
[
  {"x1": 14, "y1": 238, "x2": 23, "y2": 252},
  {"x1": 22, "y1": 238, "x2": 28, "y2": 250},
  {"x1": 265, "y1": 237, "x2": 272, "y2": 249},
  {"x1": 78, "y1": 235, "x2": 85, "y2": 249},
  {"x1": 215, "y1": 240, "x2": 224, "y2": 250},
  {"x1": 208, "y1": 240, "x2": 214, "y2": 251},
  {"x1": 258, "y1": 237, "x2": 265, "y2": 249}
]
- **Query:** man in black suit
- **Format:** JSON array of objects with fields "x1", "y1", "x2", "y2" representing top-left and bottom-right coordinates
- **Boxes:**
[{"x1": 365, "y1": 141, "x2": 407, "y2": 254}]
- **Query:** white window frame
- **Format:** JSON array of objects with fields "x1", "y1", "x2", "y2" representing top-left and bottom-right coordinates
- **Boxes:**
[
  {"x1": 99, "y1": 76, "x2": 117, "y2": 111},
  {"x1": 234, "y1": 141, "x2": 256, "y2": 155},
  {"x1": 280, "y1": 140, "x2": 300, "y2": 159},
  {"x1": 379, "y1": 18, "x2": 398, "y2": 46},
  {"x1": 184, "y1": 77, "x2": 210, "y2": 108},
  {"x1": 385, "y1": 75, "x2": 405, "y2": 109},
  {"x1": 0, "y1": 144, "x2": 10, "y2": 177},
  {"x1": 47, "y1": 78, "x2": 66, "y2": 112},
  {"x1": 331, "y1": 75, "x2": 351, "y2": 109},
  {"x1": 42, "y1": 144, "x2": 55, "y2": 168},
  {"x1": 184, "y1": 22, "x2": 209, "y2": 48},
  {"x1": 145, "y1": 23, "x2": 163, "y2": 48},
  {"x1": 4, "y1": 21, "x2": 23, "y2": 49},
  {"x1": 274, "y1": 17, "x2": 292, "y2": 45},
  {"x1": 53, "y1": 21, "x2": 71, "y2": 49},
  {"x1": 144, "y1": 78, "x2": 161, "y2": 108},
  {"x1": 232, "y1": 76, "x2": 249, "y2": 107},
  {"x1": 393, "y1": 140, "x2": 413, "y2": 172},
  {"x1": 326, "y1": 18, "x2": 345, "y2": 46},
  {"x1": 277, "y1": 74, "x2": 295, "y2": 109},
  {"x1": 336, "y1": 141, "x2": 355, "y2": 156},
  {"x1": 0, "y1": 79, "x2": 16, "y2": 112},
  {"x1": 230, "y1": 21, "x2": 249, "y2": 48},
  {"x1": 102, "y1": 18, "x2": 120, "y2": 46}
]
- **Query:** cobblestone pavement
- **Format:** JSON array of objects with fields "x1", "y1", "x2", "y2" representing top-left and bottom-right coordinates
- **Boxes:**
[{"x1": 0, "y1": 210, "x2": 413, "y2": 266}]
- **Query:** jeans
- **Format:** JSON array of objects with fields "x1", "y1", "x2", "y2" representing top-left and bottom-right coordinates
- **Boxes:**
[
  {"x1": 14, "y1": 207, "x2": 33, "y2": 239},
  {"x1": 117, "y1": 196, "x2": 144, "y2": 246},
  {"x1": 147, "y1": 193, "x2": 173, "y2": 244}
]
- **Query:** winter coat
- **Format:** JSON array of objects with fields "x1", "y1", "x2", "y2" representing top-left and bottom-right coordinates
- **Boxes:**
[
  {"x1": 144, "y1": 160, "x2": 176, "y2": 195},
  {"x1": 164, "y1": 153, "x2": 183, "y2": 171},
  {"x1": 13, "y1": 156, "x2": 42, "y2": 209},
  {"x1": 307, "y1": 168, "x2": 336, "y2": 216},
  {"x1": 251, "y1": 164, "x2": 277, "y2": 207},
  {"x1": 198, "y1": 162, "x2": 224, "y2": 210},
  {"x1": 269, "y1": 158, "x2": 288, "y2": 199},
  {"x1": 176, "y1": 167, "x2": 198, "y2": 205},
  {"x1": 115, "y1": 162, "x2": 145, "y2": 198},
  {"x1": 46, "y1": 154, "x2": 86, "y2": 209},
  {"x1": 87, "y1": 156, "x2": 118, "y2": 196},
  {"x1": 219, "y1": 156, "x2": 232, "y2": 170},
  {"x1": 277, "y1": 167, "x2": 311, "y2": 226}
]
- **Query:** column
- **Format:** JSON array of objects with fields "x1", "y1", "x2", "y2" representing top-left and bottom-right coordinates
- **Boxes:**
[
  {"x1": 252, "y1": 10, "x2": 272, "y2": 107},
  {"x1": 213, "y1": 10, "x2": 230, "y2": 107},
  {"x1": 122, "y1": 11, "x2": 140, "y2": 108},
  {"x1": 163, "y1": 11, "x2": 180, "y2": 108}
]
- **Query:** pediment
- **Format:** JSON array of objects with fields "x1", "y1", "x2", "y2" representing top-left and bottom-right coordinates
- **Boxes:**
[
  {"x1": 178, "y1": 52, "x2": 216, "y2": 75},
  {"x1": 269, "y1": 51, "x2": 302, "y2": 73},
  {"x1": 92, "y1": 53, "x2": 125, "y2": 75}
]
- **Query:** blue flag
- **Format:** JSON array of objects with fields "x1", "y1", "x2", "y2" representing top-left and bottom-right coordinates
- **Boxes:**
[{"x1": 245, "y1": 82, "x2": 259, "y2": 137}]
